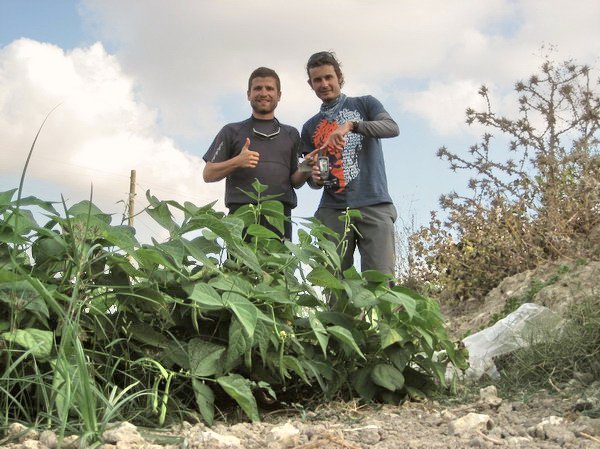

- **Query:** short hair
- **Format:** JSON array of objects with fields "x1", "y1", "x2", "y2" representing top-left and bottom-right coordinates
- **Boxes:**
[
  {"x1": 306, "y1": 51, "x2": 344, "y2": 87},
  {"x1": 248, "y1": 67, "x2": 281, "y2": 92}
]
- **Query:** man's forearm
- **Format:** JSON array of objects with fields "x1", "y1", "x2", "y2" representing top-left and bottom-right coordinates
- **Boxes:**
[
  {"x1": 203, "y1": 159, "x2": 239, "y2": 183},
  {"x1": 354, "y1": 113, "x2": 399, "y2": 138},
  {"x1": 291, "y1": 169, "x2": 312, "y2": 188}
]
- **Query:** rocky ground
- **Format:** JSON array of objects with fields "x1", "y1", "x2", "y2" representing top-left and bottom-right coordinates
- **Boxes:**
[
  {"x1": 4, "y1": 381, "x2": 600, "y2": 449},
  {"x1": 2, "y1": 260, "x2": 599, "y2": 449}
]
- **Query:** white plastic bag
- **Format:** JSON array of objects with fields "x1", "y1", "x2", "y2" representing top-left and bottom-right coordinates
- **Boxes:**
[{"x1": 462, "y1": 303, "x2": 562, "y2": 380}]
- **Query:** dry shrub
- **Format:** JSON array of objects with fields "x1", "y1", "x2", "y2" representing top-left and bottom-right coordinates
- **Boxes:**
[{"x1": 410, "y1": 58, "x2": 600, "y2": 301}]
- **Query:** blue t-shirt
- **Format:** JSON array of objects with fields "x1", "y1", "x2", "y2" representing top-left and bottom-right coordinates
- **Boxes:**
[
  {"x1": 204, "y1": 117, "x2": 300, "y2": 208},
  {"x1": 301, "y1": 95, "x2": 394, "y2": 209}
]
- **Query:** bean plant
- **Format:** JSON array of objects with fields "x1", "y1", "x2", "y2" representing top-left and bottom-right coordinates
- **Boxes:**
[{"x1": 0, "y1": 179, "x2": 467, "y2": 441}]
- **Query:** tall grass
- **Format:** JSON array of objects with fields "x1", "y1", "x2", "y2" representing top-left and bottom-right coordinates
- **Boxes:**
[{"x1": 495, "y1": 295, "x2": 600, "y2": 391}]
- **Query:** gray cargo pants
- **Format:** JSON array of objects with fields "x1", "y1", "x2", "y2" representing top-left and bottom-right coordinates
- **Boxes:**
[{"x1": 315, "y1": 203, "x2": 397, "y2": 276}]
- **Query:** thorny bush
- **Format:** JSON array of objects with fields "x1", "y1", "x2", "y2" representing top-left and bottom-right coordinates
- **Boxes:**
[{"x1": 411, "y1": 58, "x2": 600, "y2": 301}]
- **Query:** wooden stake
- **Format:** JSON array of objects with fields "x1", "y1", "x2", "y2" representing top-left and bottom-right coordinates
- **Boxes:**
[{"x1": 128, "y1": 170, "x2": 136, "y2": 227}]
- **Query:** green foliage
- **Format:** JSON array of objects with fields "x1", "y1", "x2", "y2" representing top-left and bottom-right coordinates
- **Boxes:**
[
  {"x1": 411, "y1": 58, "x2": 600, "y2": 301},
  {"x1": 494, "y1": 295, "x2": 600, "y2": 394},
  {"x1": 0, "y1": 183, "x2": 466, "y2": 439}
]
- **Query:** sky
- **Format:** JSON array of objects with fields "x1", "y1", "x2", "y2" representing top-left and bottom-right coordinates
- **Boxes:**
[{"x1": 1, "y1": 0, "x2": 599, "y2": 244}]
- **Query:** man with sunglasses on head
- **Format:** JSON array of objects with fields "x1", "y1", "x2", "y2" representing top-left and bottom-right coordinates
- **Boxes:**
[
  {"x1": 203, "y1": 67, "x2": 308, "y2": 240},
  {"x1": 302, "y1": 51, "x2": 399, "y2": 276}
]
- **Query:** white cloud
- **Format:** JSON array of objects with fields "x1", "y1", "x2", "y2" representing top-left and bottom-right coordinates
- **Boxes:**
[
  {"x1": 0, "y1": 38, "x2": 224, "y2": 241},
  {"x1": 401, "y1": 80, "x2": 489, "y2": 136},
  {"x1": 77, "y1": 0, "x2": 600, "y2": 138}
]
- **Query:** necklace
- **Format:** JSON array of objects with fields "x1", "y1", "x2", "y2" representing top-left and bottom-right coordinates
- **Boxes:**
[{"x1": 252, "y1": 118, "x2": 281, "y2": 139}]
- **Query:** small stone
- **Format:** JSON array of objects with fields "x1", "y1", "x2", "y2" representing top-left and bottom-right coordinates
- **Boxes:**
[
  {"x1": 449, "y1": 413, "x2": 493, "y2": 435},
  {"x1": 194, "y1": 430, "x2": 241, "y2": 448},
  {"x1": 61, "y1": 435, "x2": 80, "y2": 449},
  {"x1": 497, "y1": 402, "x2": 512, "y2": 414},
  {"x1": 102, "y1": 422, "x2": 144, "y2": 444},
  {"x1": 441, "y1": 409, "x2": 457, "y2": 421},
  {"x1": 8, "y1": 423, "x2": 28, "y2": 436},
  {"x1": 573, "y1": 416, "x2": 600, "y2": 437},
  {"x1": 527, "y1": 415, "x2": 565, "y2": 439},
  {"x1": 8, "y1": 423, "x2": 39, "y2": 443},
  {"x1": 479, "y1": 385, "x2": 502, "y2": 408},
  {"x1": 268, "y1": 422, "x2": 300, "y2": 447},
  {"x1": 506, "y1": 436, "x2": 533, "y2": 447},
  {"x1": 21, "y1": 440, "x2": 42, "y2": 449},
  {"x1": 544, "y1": 426, "x2": 576, "y2": 445},
  {"x1": 39, "y1": 430, "x2": 58, "y2": 449},
  {"x1": 468, "y1": 435, "x2": 491, "y2": 448},
  {"x1": 354, "y1": 426, "x2": 381, "y2": 445}
]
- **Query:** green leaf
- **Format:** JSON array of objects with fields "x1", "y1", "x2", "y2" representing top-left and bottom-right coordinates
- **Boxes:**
[
  {"x1": 146, "y1": 200, "x2": 179, "y2": 233},
  {"x1": 189, "y1": 214, "x2": 235, "y2": 243},
  {"x1": 102, "y1": 225, "x2": 139, "y2": 251},
  {"x1": 0, "y1": 280, "x2": 49, "y2": 319},
  {"x1": 31, "y1": 235, "x2": 67, "y2": 265},
  {"x1": 0, "y1": 270, "x2": 22, "y2": 283},
  {"x1": 361, "y1": 270, "x2": 392, "y2": 283},
  {"x1": 210, "y1": 274, "x2": 252, "y2": 297},
  {"x1": 379, "y1": 322, "x2": 404, "y2": 349},
  {"x1": 341, "y1": 209, "x2": 362, "y2": 219},
  {"x1": 318, "y1": 239, "x2": 341, "y2": 269},
  {"x1": 2, "y1": 328, "x2": 53, "y2": 359},
  {"x1": 216, "y1": 374, "x2": 260, "y2": 422},
  {"x1": 307, "y1": 266, "x2": 344, "y2": 290},
  {"x1": 342, "y1": 266, "x2": 362, "y2": 280},
  {"x1": 327, "y1": 325, "x2": 365, "y2": 360},
  {"x1": 252, "y1": 320, "x2": 272, "y2": 365},
  {"x1": 226, "y1": 318, "x2": 248, "y2": 372},
  {"x1": 260, "y1": 200, "x2": 284, "y2": 216},
  {"x1": 371, "y1": 364, "x2": 405, "y2": 391},
  {"x1": 386, "y1": 346, "x2": 412, "y2": 372},
  {"x1": 224, "y1": 292, "x2": 258, "y2": 339},
  {"x1": 183, "y1": 237, "x2": 220, "y2": 268},
  {"x1": 189, "y1": 339, "x2": 226, "y2": 377},
  {"x1": 253, "y1": 284, "x2": 295, "y2": 305},
  {"x1": 308, "y1": 312, "x2": 329, "y2": 356},
  {"x1": 379, "y1": 290, "x2": 417, "y2": 319},
  {"x1": 228, "y1": 243, "x2": 262, "y2": 274},
  {"x1": 415, "y1": 327, "x2": 434, "y2": 352},
  {"x1": 5, "y1": 209, "x2": 38, "y2": 235},
  {"x1": 14, "y1": 195, "x2": 58, "y2": 214},
  {"x1": 261, "y1": 201, "x2": 285, "y2": 234},
  {"x1": 192, "y1": 380, "x2": 215, "y2": 425},
  {"x1": 133, "y1": 247, "x2": 179, "y2": 272},
  {"x1": 352, "y1": 366, "x2": 377, "y2": 401},
  {"x1": 128, "y1": 324, "x2": 170, "y2": 348},
  {"x1": 67, "y1": 201, "x2": 111, "y2": 222},
  {"x1": 0, "y1": 189, "x2": 17, "y2": 206},
  {"x1": 343, "y1": 279, "x2": 378, "y2": 308},
  {"x1": 251, "y1": 179, "x2": 268, "y2": 193},
  {"x1": 188, "y1": 283, "x2": 224, "y2": 311},
  {"x1": 282, "y1": 356, "x2": 311, "y2": 385},
  {"x1": 246, "y1": 224, "x2": 280, "y2": 240}
]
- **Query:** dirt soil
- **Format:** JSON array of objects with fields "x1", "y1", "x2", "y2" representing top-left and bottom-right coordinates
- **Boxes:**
[
  {"x1": 3, "y1": 260, "x2": 599, "y2": 449},
  {"x1": 4, "y1": 385, "x2": 600, "y2": 449}
]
